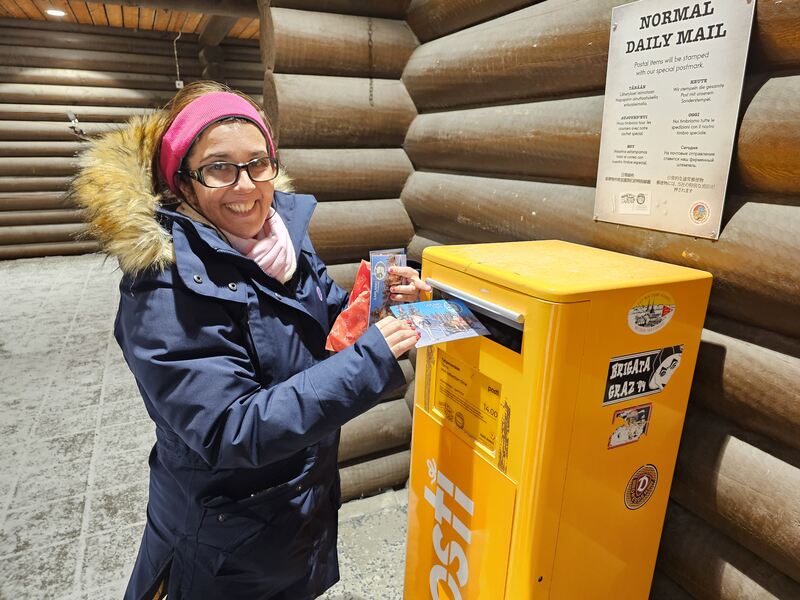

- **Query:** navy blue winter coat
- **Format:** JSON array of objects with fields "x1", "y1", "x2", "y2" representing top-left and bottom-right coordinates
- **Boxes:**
[{"x1": 114, "y1": 191, "x2": 405, "y2": 599}]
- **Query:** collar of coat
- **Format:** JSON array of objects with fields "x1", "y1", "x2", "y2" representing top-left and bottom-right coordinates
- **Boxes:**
[{"x1": 69, "y1": 112, "x2": 298, "y2": 276}]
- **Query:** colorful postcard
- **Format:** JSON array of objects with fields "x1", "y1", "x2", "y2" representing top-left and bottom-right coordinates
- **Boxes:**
[
  {"x1": 368, "y1": 249, "x2": 407, "y2": 325},
  {"x1": 390, "y1": 300, "x2": 489, "y2": 348}
]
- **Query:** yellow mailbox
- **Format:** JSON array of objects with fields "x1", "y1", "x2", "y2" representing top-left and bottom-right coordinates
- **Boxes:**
[{"x1": 403, "y1": 240, "x2": 711, "y2": 599}]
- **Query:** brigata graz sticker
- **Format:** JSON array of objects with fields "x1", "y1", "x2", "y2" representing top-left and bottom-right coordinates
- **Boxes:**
[
  {"x1": 628, "y1": 291, "x2": 675, "y2": 335},
  {"x1": 624, "y1": 464, "x2": 658, "y2": 510},
  {"x1": 604, "y1": 345, "x2": 683, "y2": 405}
]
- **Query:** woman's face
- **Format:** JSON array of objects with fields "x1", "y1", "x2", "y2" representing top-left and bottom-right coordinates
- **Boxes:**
[{"x1": 180, "y1": 121, "x2": 274, "y2": 238}]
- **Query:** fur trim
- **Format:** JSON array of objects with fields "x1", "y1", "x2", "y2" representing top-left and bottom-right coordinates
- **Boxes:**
[{"x1": 70, "y1": 112, "x2": 293, "y2": 275}]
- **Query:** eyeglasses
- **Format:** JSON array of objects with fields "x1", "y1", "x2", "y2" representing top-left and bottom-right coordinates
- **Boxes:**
[{"x1": 183, "y1": 156, "x2": 279, "y2": 188}]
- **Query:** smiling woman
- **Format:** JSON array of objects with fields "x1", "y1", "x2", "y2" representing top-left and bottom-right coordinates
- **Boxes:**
[{"x1": 68, "y1": 81, "x2": 425, "y2": 600}]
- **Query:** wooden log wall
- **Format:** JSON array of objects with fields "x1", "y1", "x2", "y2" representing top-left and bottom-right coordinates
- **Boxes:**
[
  {"x1": 0, "y1": 17, "x2": 263, "y2": 259},
  {"x1": 402, "y1": 1, "x2": 800, "y2": 597},
  {"x1": 1, "y1": 4, "x2": 418, "y2": 502},
  {"x1": 257, "y1": 0, "x2": 418, "y2": 498}
]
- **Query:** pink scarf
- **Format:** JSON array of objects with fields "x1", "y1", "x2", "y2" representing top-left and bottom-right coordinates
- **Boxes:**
[{"x1": 222, "y1": 210, "x2": 297, "y2": 283}]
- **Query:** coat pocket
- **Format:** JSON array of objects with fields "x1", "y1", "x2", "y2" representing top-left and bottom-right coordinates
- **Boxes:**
[{"x1": 196, "y1": 481, "x2": 330, "y2": 598}]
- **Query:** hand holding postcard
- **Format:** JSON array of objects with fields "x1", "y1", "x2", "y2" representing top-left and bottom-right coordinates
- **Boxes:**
[
  {"x1": 368, "y1": 249, "x2": 407, "y2": 325},
  {"x1": 390, "y1": 300, "x2": 489, "y2": 348}
]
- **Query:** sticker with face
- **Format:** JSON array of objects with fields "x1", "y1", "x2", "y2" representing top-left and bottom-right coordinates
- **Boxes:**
[
  {"x1": 180, "y1": 121, "x2": 275, "y2": 239},
  {"x1": 649, "y1": 348, "x2": 682, "y2": 390}
]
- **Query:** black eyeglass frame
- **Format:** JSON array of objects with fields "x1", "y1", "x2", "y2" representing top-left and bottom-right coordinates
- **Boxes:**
[{"x1": 181, "y1": 156, "x2": 280, "y2": 189}]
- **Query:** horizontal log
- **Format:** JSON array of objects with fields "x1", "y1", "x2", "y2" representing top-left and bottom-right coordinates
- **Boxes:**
[
  {"x1": 407, "y1": 346, "x2": 417, "y2": 372},
  {"x1": 0, "y1": 142, "x2": 85, "y2": 158},
  {"x1": 270, "y1": 8, "x2": 417, "y2": 78},
  {"x1": 262, "y1": 70, "x2": 280, "y2": 142},
  {"x1": 407, "y1": 229, "x2": 464, "y2": 263},
  {"x1": 0, "y1": 157, "x2": 80, "y2": 177},
  {"x1": 326, "y1": 261, "x2": 360, "y2": 290},
  {"x1": 406, "y1": 0, "x2": 534, "y2": 43},
  {"x1": 737, "y1": 76, "x2": 800, "y2": 194},
  {"x1": 309, "y1": 199, "x2": 414, "y2": 263},
  {"x1": 0, "y1": 84, "x2": 175, "y2": 110},
  {"x1": 402, "y1": 0, "x2": 628, "y2": 110},
  {"x1": 693, "y1": 328, "x2": 800, "y2": 452},
  {"x1": 672, "y1": 407, "x2": 800, "y2": 584},
  {"x1": 339, "y1": 449, "x2": 410, "y2": 502},
  {"x1": 705, "y1": 314, "x2": 800, "y2": 359},
  {"x1": 0, "y1": 27, "x2": 203, "y2": 58},
  {"x1": 389, "y1": 358, "x2": 415, "y2": 398},
  {"x1": 648, "y1": 571, "x2": 693, "y2": 600},
  {"x1": 0, "y1": 192, "x2": 73, "y2": 211},
  {"x1": 0, "y1": 44, "x2": 203, "y2": 78},
  {"x1": 275, "y1": 74, "x2": 416, "y2": 147},
  {"x1": 402, "y1": 0, "x2": 799, "y2": 110},
  {"x1": 280, "y1": 148, "x2": 413, "y2": 200},
  {"x1": 402, "y1": 172, "x2": 800, "y2": 338},
  {"x1": 0, "y1": 223, "x2": 87, "y2": 245},
  {"x1": 338, "y1": 398, "x2": 412, "y2": 463},
  {"x1": 259, "y1": 3, "x2": 277, "y2": 69},
  {"x1": 270, "y1": 0, "x2": 410, "y2": 19},
  {"x1": 0, "y1": 240, "x2": 100, "y2": 260},
  {"x1": 751, "y1": 0, "x2": 800, "y2": 70},
  {"x1": 0, "y1": 177, "x2": 72, "y2": 192},
  {"x1": 659, "y1": 501, "x2": 800, "y2": 600},
  {"x1": 0, "y1": 102, "x2": 152, "y2": 123},
  {"x1": 404, "y1": 95, "x2": 603, "y2": 185},
  {"x1": 0, "y1": 192, "x2": 75, "y2": 211},
  {"x1": 403, "y1": 381, "x2": 414, "y2": 414},
  {"x1": 404, "y1": 75, "x2": 800, "y2": 195},
  {"x1": 0, "y1": 66, "x2": 261, "y2": 97},
  {"x1": 0, "y1": 210, "x2": 84, "y2": 227},
  {"x1": 0, "y1": 121, "x2": 118, "y2": 142},
  {"x1": 220, "y1": 43, "x2": 262, "y2": 63}
]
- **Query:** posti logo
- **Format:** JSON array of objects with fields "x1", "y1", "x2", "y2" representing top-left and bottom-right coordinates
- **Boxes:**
[{"x1": 423, "y1": 458, "x2": 475, "y2": 599}]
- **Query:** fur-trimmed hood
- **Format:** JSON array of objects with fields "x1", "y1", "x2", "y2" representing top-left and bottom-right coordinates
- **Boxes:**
[{"x1": 70, "y1": 112, "x2": 292, "y2": 275}]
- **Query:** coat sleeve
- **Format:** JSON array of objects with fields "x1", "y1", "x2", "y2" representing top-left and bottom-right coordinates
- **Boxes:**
[{"x1": 115, "y1": 275, "x2": 405, "y2": 470}]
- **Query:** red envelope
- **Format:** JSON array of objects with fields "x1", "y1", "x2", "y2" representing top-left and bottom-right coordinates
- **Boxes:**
[{"x1": 325, "y1": 260, "x2": 371, "y2": 352}]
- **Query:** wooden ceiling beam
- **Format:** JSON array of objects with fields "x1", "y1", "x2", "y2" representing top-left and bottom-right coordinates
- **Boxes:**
[
  {"x1": 104, "y1": 1, "x2": 258, "y2": 18},
  {"x1": 198, "y1": 14, "x2": 238, "y2": 46}
]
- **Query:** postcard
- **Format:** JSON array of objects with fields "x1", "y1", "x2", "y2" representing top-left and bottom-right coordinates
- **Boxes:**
[
  {"x1": 390, "y1": 300, "x2": 489, "y2": 348},
  {"x1": 368, "y1": 249, "x2": 407, "y2": 325}
]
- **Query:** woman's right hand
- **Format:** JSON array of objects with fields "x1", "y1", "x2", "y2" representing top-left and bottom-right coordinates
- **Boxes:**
[{"x1": 375, "y1": 316, "x2": 419, "y2": 358}]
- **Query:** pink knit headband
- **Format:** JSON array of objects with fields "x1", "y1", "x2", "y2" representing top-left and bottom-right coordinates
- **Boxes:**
[{"x1": 158, "y1": 91, "x2": 275, "y2": 195}]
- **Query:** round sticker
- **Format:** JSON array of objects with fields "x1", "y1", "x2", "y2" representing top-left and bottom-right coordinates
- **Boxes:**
[
  {"x1": 628, "y1": 291, "x2": 675, "y2": 335},
  {"x1": 624, "y1": 464, "x2": 658, "y2": 510},
  {"x1": 689, "y1": 201, "x2": 710, "y2": 225}
]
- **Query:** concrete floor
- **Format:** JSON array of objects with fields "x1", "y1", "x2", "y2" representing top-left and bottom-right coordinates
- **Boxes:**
[{"x1": 0, "y1": 254, "x2": 407, "y2": 599}]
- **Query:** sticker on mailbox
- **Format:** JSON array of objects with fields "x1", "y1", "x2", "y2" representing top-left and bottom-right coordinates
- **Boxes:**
[
  {"x1": 604, "y1": 345, "x2": 683, "y2": 406},
  {"x1": 608, "y1": 403, "x2": 652, "y2": 449},
  {"x1": 624, "y1": 464, "x2": 658, "y2": 510},
  {"x1": 628, "y1": 291, "x2": 675, "y2": 335},
  {"x1": 435, "y1": 352, "x2": 501, "y2": 451}
]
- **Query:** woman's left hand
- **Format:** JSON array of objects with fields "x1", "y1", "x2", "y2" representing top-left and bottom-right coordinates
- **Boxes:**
[{"x1": 388, "y1": 266, "x2": 432, "y2": 303}]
